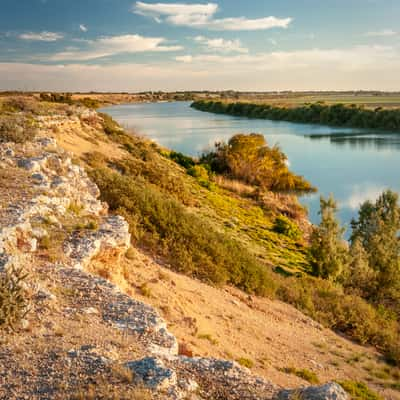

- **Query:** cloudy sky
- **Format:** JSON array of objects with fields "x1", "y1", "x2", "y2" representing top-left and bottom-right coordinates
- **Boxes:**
[{"x1": 1, "y1": 0, "x2": 400, "y2": 91}]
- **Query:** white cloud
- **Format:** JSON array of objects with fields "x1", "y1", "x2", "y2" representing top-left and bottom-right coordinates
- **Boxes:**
[
  {"x1": 268, "y1": 38, "x2": 277, "y2": 46},
  {"x1": 79, "y1": 24, "x2": 88, "y2": 32},
  {"x1": 133, "y1": 2, "x2": 292, "y2": 31},
  {"x1": 18, "y1": 31, "x2": 64, "y2": 41},
  {"x1": 48, "y1": 34, "x2": 183, "y2": 61},
  {"x1": 2, "y1": 45, "x2": 400, "y2": 92},
  {"x1": 174, "y1": 45, "x2": 400, "y2": 72},
  {"x1": 365, "y1": 29, "x2": 397, "y2": 37},
  {"x1": 194, "y1": 36, "x2": 248, "y2": 53}
]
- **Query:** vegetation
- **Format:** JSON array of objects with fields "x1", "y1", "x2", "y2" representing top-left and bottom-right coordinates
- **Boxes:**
[
  {"x1": 282, "y1": 367, "x2": 319, "y2": 384},
  {"x1": 86, "y1": 112, "x2": 399, "y2": 366},
  {"x1": 273, "y1": 215, "x2": 302, "y2": 241},
  {"x1": 309, "y1": 196, "x2": 348, "y2": 280},
  {"x1": 0, "y1": 266, "x2": 29, "y2": 330},
  {"x1": 337, "y1": 380, "x2": 383, "y2": 400},
  {"x1": 91, "y1": 166, "x2": 276, "y2": 295},
  {"x1": 191, "y1": 100, "x2": 400, "y2": 132},
  {"x1": 305, "y1": 191, "x2": 400, "y2": 364},
  {"x1": 39, "y1": 92, "x2": 100, "y2": 108},
  {"x1": 168, "y1": 150, "x2": 195, "y2": 169},
  {"x1": 200, "y1": 133, "x2": 315, "y2": 193},
  {"x1": 0, "y1": 114, "x2": 37, "y2": 143},
  {"x1": 236, "y1": 357, "x2": 254, "y2": 368}
]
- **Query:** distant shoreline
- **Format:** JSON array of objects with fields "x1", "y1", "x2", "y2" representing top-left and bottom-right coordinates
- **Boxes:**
[{"x1": 191, "y1": 100, "x2": 400, "y2": 132}]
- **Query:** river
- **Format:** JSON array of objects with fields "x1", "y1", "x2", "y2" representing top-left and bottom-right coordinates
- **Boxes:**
[{"x1": 100, "y1": 101, "x2": 400, "y2": 229}]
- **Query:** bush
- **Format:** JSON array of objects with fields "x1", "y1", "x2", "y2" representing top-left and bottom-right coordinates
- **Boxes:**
[
  {"x1": 187, "y1": 164, "x2": 215, "y2": 190},
  {"x1": 273, "y1": 215, "x2": 301, "y2": 240},
  {"x1": 0, "y1": 115, "x2": 37, "y2": 143},
  {"x1": 337, "y1": 381, "x2": 383, "y2": 400},
  {"x1": 283, "y1": 367, "x2": 319, "y2": 384},
  {"x1": 0, "y1": 266, "x2": 29, "y2": 330},
  {"x1": 236, "y1": 357, "x2": 254, "y2": 368},
  {"x1": 169, "y1": 151, "x2": 195, "y2": 169},
  {"x1": 200, "y1": 133, "x2": 315, "y2": 194}
]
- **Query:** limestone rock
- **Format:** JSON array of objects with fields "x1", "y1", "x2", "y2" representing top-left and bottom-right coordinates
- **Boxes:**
[
  {"x1": 126, "y1": 357, "x2": 177, "y2": 391},
  {"x1": 277, "y1": 382, "x2": 349, "y2": 400}
]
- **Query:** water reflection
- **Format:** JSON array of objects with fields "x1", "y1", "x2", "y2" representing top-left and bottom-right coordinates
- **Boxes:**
[
  {"x1": 339, "y1": 183, "x2": 388, "y2": 211},
  {"x1": 306, "y1": 132, "x2": 400, "y2": 151}
]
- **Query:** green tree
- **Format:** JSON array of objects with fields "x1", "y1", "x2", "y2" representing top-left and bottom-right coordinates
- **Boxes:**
[
  {"x1": 342, "y1": 238, "x2": 376, "y2": 297},
  {"x1": 350, "y1": 190, "x2": 400, "y2": 303},
  {"x1": 310, "y1": 195, "x2": 348, "y2": 280}
]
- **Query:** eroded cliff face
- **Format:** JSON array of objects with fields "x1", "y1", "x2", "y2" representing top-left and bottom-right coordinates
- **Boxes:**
[{"x1": 0, "y1": 115, "x2": 348, "y2": 399}]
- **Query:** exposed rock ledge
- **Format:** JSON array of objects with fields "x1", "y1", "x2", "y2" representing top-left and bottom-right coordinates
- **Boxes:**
[{"x1": 0, "y1": 137, "x2": 348, "y2": 400}]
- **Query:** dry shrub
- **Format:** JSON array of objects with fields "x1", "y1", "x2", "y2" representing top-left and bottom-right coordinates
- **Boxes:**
[
  {"x1": 0, "y1": 266, "x2": 29, "y2": 330},
  {"x1": 0, "y1": 115, "x2": 37, "y2": 143}
]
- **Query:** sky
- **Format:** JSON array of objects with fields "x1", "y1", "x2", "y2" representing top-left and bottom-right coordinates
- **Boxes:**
[{"x1": 1, "y1": 0, "x2": 400, "y2": 91}]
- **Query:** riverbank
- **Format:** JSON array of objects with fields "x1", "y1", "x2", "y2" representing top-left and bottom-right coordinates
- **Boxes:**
[{"x1": 191, "y1": 100, "x2": 400, "y2": 132}]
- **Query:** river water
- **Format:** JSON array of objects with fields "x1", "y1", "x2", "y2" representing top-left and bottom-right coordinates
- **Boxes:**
[{"x1": 101, "y1": 101, "x2": 400, "y2": 229}]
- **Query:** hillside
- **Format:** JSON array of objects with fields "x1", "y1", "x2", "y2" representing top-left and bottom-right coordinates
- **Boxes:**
[{"x1": 0, "y1": 95, "x2": 399, "y2": 399}]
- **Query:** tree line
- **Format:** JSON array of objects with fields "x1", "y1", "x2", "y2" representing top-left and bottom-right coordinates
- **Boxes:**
[{"x1": 191, "y1": 100, "x2": 400, "y2": 131}]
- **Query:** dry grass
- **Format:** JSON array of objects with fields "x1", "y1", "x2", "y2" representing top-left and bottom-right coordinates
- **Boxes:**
[{"x1": 214, "y1": 175, "x2": 255, "y2": 197}]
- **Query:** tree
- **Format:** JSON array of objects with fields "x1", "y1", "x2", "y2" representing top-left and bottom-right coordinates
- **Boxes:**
[
  {"x1": 342, "y1": 238, "x2": 376, "y2": 298},
  {"x1": 350, "y1": 190, "x2": 400, "y2": 303},
  {"x1": 310, "y1": 195, "x2": 348, "y2": 280}
]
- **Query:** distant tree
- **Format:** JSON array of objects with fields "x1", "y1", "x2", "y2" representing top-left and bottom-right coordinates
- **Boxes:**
[{"x1": 310, "y1": 195, "x2": 348, "y2": 280}]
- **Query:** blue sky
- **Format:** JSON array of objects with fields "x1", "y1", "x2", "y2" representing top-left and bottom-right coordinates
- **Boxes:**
[{"x1": 1, "y1": 0, "x2": 400, "y2": 91}]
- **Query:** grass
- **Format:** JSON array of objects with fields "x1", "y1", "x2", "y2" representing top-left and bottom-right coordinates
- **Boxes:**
[
  {"x1": 198, "y1": 333, "x2": 218, "y2": 345},
  {"x1": 337, "y1": 380, "x2": 383, "y2": 400},
  {"x1": 236, "y1": 357, "x2": 254, "y2": 369},
  {"x1": 139, "y1": 283, "x2": 152, "y2": 298},
  {"x1": 282, "y1": 367, "x2": 319, "y2": 384}
]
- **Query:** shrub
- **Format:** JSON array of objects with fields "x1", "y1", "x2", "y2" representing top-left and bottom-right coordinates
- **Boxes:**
[
  {"x1": 169, "y1": 151, "x2": 195, "y2": 169},
  {"x1": 187, "y1": 164, "x2": 215, "y2": 190},
  {"x1": 283, "y1": 367, "x2": 319, "y2": 384},
  {"x1": 200, "y1": 133, "x2": 315, "y2": 194},
  {"x1": 0, "y1": 115, "x2": 37, "y2": 143},
  {"x1": 337, "y1": 380, "x2": 383, "y2": 400},
  {"x1": 0, "y1": 266, "x2": 29, "y2": 330},
  {"x1": 273, "y1": 215, "x2": 302, "y2": 240},
  {"x1": 236, "y1": 357, "x2": 254, "y2": 368}
]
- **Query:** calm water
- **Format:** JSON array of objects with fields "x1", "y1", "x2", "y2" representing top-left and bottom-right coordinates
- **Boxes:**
[{"x1": 101, "y1": 101, "x2": 400, "y2": 229}]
